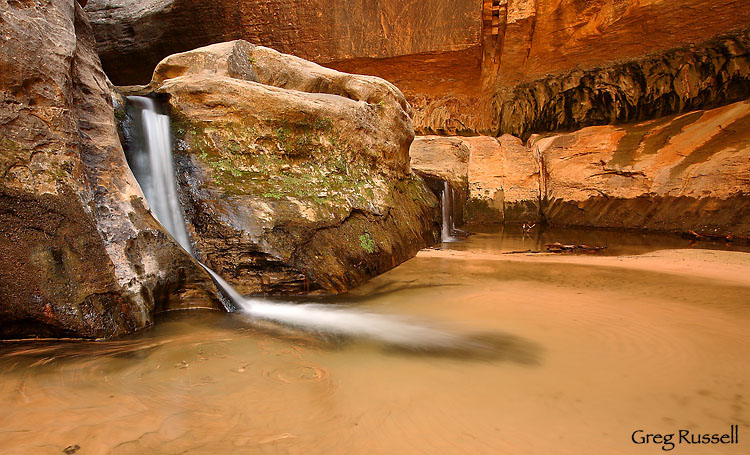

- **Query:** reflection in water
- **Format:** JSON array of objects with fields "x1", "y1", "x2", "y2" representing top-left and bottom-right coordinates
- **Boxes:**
[
  {"x1": 452, "y1": 223, "x2": 750, "y2": 256},
  {"x1": 1, "y1": 231, "x2": 749, "y2": 454}
]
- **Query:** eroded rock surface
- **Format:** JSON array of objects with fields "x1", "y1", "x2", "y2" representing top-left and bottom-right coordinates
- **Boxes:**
[
  {"x1": 84, "y1": 0, "x2": 480, "y2": 86},
  {"x1": 409, "y1": 136, "x2": 471, "y2": 227},
  {"x1": 85, "y1": 0, "x2": 750, "y2": 137},
  {"x1": 532, "y1": 100, "x2": 750, "y2": 237},
  {"x1": 413, "y1": 100, "x2": 750, "y2": 237},
  {"x1": 142, "y1": 41, "x2": 439, "y2": 294},
  {"x1": 0, "y1": 0, "x2": 222, "y2": 339},
  {"x1": 464, "y1": 135, "x2": 541, "y2": 224},
  {"x1": 410, "y1": 135, "x2": 540, "y2": 224},
  {"x1": 495, "y1": 30, "x2": 750, "y2": 140}
]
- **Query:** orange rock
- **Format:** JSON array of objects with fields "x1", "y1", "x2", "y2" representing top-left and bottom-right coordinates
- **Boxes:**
[
  {"x1": 532, "y1": 100, "x2": 750, "y2": 236},
  {"x1": 86, "y1": 0, "x2": 750, "y2": 136}
]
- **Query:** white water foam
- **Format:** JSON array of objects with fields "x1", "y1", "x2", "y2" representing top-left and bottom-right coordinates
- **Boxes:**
[
  {"x1": 128, "y1": 96, "x2": 191, "y2": 252},
  {"x1": 202, "y1": 266, "x2": 465, "y2": 348}
]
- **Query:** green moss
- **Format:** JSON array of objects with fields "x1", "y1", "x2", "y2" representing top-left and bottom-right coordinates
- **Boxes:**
[
  {"x1": 173, "y1": 115, "x2": 389, "y2": 206},
  {"x1": 359, "y1": 233, "x2": 375, "y2": 253}
]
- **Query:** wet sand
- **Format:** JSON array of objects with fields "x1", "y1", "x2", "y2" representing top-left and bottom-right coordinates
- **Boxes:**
[{"x1": 1, "y1": 230, "x2": 748, "y2": 454}]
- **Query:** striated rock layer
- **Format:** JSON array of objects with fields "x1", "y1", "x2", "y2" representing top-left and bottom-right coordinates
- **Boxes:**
[
  {"x1": 84, "y1": 0, "x2": 481, "y2": 86},
  {"x1": 412, "y1": 100, "x2": 750, "y2": 238},
  {"x1": 0, "y1": 0, "x2": 222, "y2": 339},
  {"x1": 494, "y1": 30, "x2": 750, "y2": 140},
  {"x1": 138, "y1": 41, "x2": 439, "y2": 295},
  {"x1": 532, "y1": 100, "x2": 750, "y2": 237}
]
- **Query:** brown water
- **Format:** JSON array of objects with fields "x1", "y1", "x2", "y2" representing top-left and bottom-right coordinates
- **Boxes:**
[{"x1": 1, "y1": 230, "x2": 749, "y2": 454}]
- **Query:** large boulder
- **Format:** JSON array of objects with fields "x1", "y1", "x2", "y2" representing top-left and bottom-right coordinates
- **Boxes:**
[
  {"x1": 140, "y1": 41, "x2": 439, "y2": 294},
  {"x1": 0, "y1": 0, "x2": 222, "y2": 339},
  {"x1": 532, "y1": 100, "x2": 750, "y2": 237}
]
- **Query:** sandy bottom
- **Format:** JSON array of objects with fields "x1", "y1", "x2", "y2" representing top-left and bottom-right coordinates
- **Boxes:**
[{"x1": 1, "y1": 229, "x2": 748, "y2": 454}]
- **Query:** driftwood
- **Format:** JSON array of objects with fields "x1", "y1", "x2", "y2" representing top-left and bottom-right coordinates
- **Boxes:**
[
  {"x1": 545, "y1": 242, "x2": 606, "y2": 253},
  {"x1": 683, "y1": 230, "x2": 749, "y2": 243},
  {"x1": 502, "y1": 242, "x2": 607, "y2": 255}
]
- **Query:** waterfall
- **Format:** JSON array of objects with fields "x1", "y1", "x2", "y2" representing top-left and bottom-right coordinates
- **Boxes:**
[
  {"x1": 127, "y1": 96, "x2": 191, "y2": 253},
  {"x1": 125, "y1": 97, "x2": 469, "y2": 349},
  {"x1": 441, "y1": 181, "x2": 457, "y2": 243}
]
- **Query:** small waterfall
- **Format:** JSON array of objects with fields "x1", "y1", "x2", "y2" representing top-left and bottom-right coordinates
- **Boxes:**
[
  {"x1": 125, "y1": 97, "x2": 470, "y2": 348},
  {"x1": 127, "y1": 96, "x2": 191, "y2": 252},
  {"x1": 441, "y1": 181, "x2": 457, "y2": 243}
]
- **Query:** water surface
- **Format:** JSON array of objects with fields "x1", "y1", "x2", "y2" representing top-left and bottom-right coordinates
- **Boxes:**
[{"x1": 1, "y1": 230, "x2": 748, "y2": 454}]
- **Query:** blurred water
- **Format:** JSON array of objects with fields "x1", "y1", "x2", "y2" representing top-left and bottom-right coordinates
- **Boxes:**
[
  {"x1": 127, "y1": 96, "x2": 191, "y2": 252},
  {"x1": 1, "y1": 230, "x2": 748, "y2": 454}
]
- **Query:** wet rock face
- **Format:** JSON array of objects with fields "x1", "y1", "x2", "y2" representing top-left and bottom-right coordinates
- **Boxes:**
[
  {"x1": 0, "y1": 0, "x2": 222, "y2": 339},
  {"x1": 532, "y1": 100, "x2": 750, "y2": 237},
  {"x1": 494, "y1": 31, "x2": 750, "y2": 140},
  {"x1": 408, "y1": 136, "x2": 471, "y2": 227},
  {"x1": 143, "y1": 41, "x2": 439, "y2": 294},
  {"x1": 463, "y1": 135, "x2": 541, "y2": 224}
]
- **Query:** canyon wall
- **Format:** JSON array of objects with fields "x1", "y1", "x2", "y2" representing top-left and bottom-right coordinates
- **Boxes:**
[
  {"x1": 86, "y1": 0, "x2": 750, "y2": 137},
  {"x1": 84, "y1": 0, "x2": 481, "y2": 86},
  {"x1": 0, "y1": 0, "x2": 222, "y2": 339}
]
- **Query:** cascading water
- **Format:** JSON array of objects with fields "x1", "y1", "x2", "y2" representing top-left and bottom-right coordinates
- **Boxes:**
[
  {"x1": 441, "y1": 181, "x2": 457, "y2": 243},
  {"x1": 127, "y1": 96, "x2": 191, "y2": 252},
  {"x1": 125, "y1": 97, "x2": 471, "y2": 349}
]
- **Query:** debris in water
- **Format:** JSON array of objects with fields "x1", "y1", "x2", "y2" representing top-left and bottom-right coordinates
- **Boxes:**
[
  {"x1": 545, "y1": 242, "x2": 606, "y2": 253},
  {"x1": 502, "y1": 243, "x2": 607, "y2": 254}
]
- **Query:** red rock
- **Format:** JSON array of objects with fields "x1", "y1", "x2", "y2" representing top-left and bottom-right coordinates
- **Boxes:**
[
  {"x1": 85, "y1": 0, "x2": 750, "y2": 136},
  {"x1": 0, "y1": 0, "x2": 222, "y2": 339}
]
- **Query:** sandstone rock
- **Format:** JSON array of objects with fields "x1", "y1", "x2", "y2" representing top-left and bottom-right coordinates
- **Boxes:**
[
  {"x1": 492, "y1": 0, "x2": 750, "y2": 88},
  {"x1": 85, "y1": 0, "x2": 750, "y2": 137},
  {"x1": 465, "y1": 135, "x2": 540, "y2": 224},
  {"x1": 413, "y1": 100, "x2": 750, "y2": 236},
  {"x1": 410, "y1": 136, "x2": 470, "y2": 188},
  {"x1": 494, "y1": 30, "x2": 750, "y2": 139},
  {"x1": 409, "y1": 136, "x2": 471, "y2": 227},
  {"x1": 84, "y1": 0, "x2": 481, "y2": 86},
  {"x1": 410, "y1": 135, "x2": 541, "y2": 225},
  {"x1": 532, "y1": 100, "x2": 750, "y2": 237},
  {"x1": 144, "y1": 41, "x2": 439, "y2": 294},
  {"x1": 0, "y1": 0, "x2": 222, "y2": 339},
  {"x1": 150, "y1": 40, "x2": 259, "y2": 86}
]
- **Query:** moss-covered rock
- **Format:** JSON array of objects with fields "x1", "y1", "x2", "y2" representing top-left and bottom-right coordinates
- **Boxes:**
[{"x1": 147, "y1": 41, "x2": 439, "y2": 294}]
